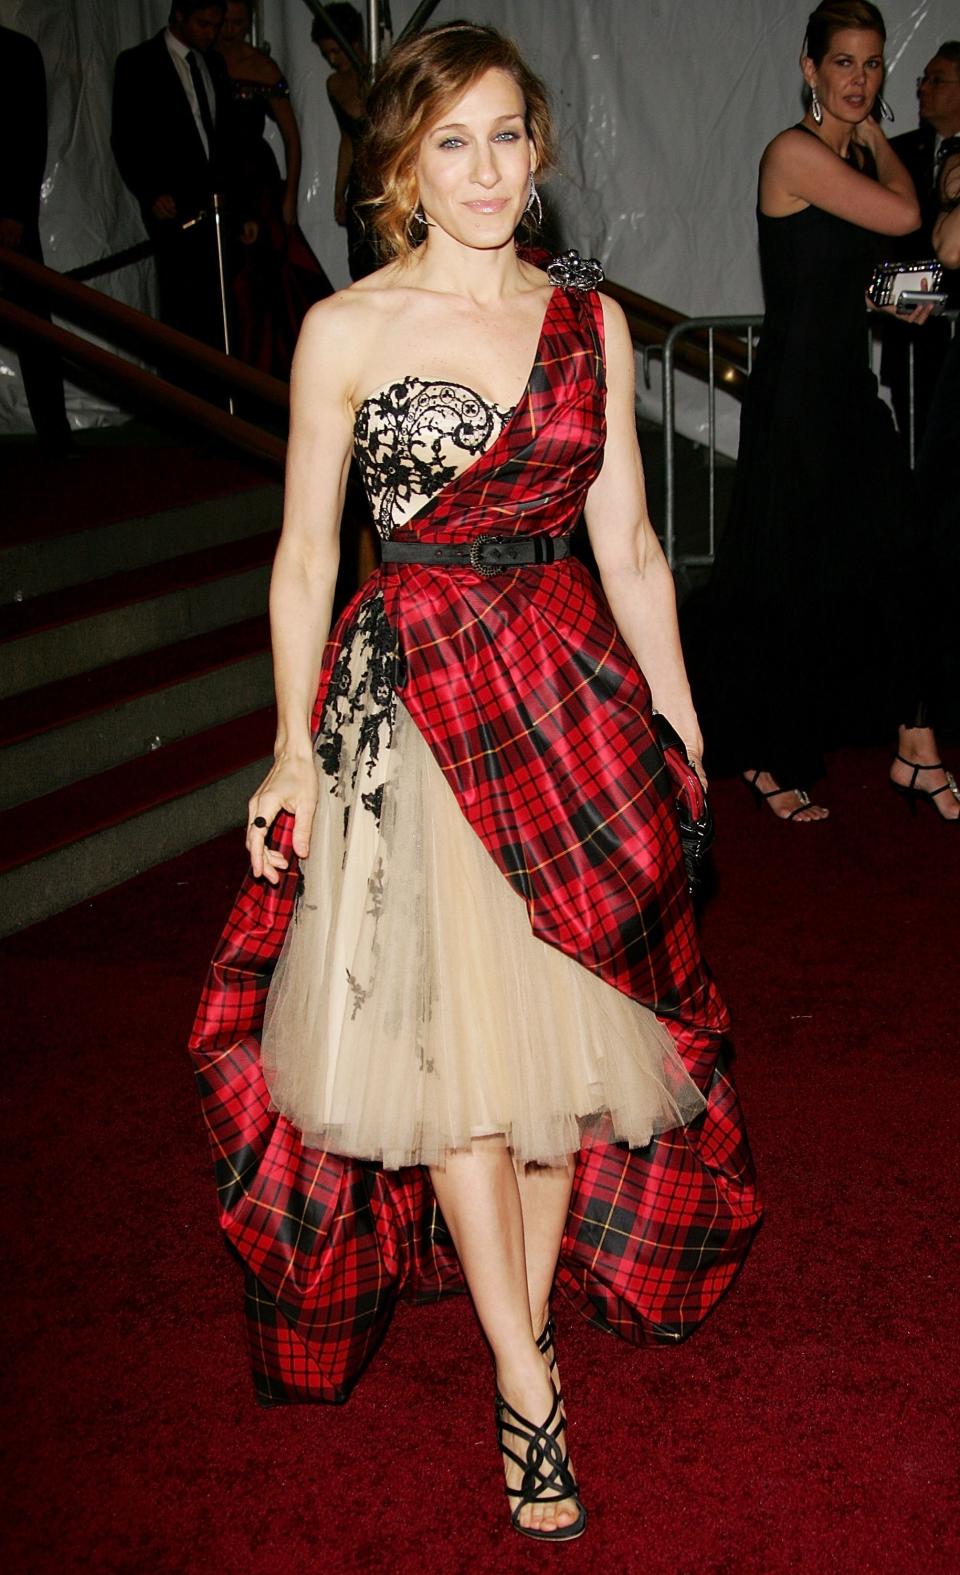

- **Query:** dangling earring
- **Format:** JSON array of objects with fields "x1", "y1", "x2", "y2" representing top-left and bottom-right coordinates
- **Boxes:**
[
  {"x1": 525, "y1": 172, "x2": 543, "y2": 228},
  {"x1": 811, "y1": 86, "x2": 823, "y2": 125},
  {"x1": 405, "y1": 204, "x2": 430, "y2": 244},
  {"x1": 877, "y1": 94, "x2": 894, "y2": 122}
]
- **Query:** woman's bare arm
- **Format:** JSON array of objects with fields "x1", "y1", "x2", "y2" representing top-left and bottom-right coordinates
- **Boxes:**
[
  {"x1": 272, "y1": 92, "x2": 302, "y2": 227},
  {"x1": 584, "y1": 296, "x2": 704, "y2": 779},
  {"x1": 246, "y1": 298, "x2": 357, "y2": 880},
  {"x1": 760, "y1": 124, "x2": 920, "y2": 233}
]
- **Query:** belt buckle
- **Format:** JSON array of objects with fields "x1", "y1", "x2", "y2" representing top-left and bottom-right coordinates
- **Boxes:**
[{"x1": 469, "y1": 533, "x2": 509, "y2": 577}]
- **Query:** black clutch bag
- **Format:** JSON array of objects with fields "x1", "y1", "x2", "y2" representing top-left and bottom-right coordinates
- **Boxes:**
[{"x1": 653, "y1": 713, "x2": 714, "y2": 894}]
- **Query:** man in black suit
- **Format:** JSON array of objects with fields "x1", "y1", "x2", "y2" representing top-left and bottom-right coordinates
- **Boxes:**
[
  {"x1": 112, "y1": 0, "x2": 255, "y2": 349},
  {"x1": 0, "y1": 25, "x2": 72, "y2": 455},
  {"x1": 881, "y1": 42, "x2": 960, "y2": 452}
]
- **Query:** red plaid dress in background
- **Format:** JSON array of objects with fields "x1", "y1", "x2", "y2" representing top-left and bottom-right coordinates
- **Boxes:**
[{"x1": 189, "y1": 279, "x2": 762, "y2": 1404}]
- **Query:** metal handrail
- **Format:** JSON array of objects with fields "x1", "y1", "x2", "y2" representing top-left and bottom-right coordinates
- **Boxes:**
[
  {"x1": 602, "y1": 278, "x2": 752, "y2": 395},
  {"x1": 1, "y1": 245, "x2": 763, "y2": 428},
  {"x1": 0, "y1": 296, "x2": 285, "y2": 467},
  {"x1": 0, "y1": 245, "x2": 289, "y2": 412},
  {"x1": 660, "y1": 307, "x2": 958, "y2": 573},
  {"x1": 661, "y1": 314, "x2": 763, "y2": 570}
]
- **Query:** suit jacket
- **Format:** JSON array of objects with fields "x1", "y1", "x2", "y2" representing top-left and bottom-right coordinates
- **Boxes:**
[
  {"x1": 890, "y1": 123, "x2": 959, "y2": 304},
  {"x1": 0, "y1": 26, "x2": 47, "y2": 228},
  {"x1": 111, "y1": 30, "x2": 245, "y2": 234}
]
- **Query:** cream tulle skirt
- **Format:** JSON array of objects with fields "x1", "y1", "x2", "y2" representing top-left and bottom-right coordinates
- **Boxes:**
[{"x1": 261, "y1": 609, "x2": 705, "y2": 1169}]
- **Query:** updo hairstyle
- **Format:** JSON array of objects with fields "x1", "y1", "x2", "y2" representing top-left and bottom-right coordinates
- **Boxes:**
[{"x1": 803, "y1": 1, "x2": 886, "y2": 64}]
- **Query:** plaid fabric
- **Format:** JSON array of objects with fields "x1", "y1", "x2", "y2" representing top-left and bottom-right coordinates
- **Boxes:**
[
  {"x1": 189, "y1": 281, "x2": 761, "y2": 1403},
  {"x1": 375, "y1": 286, "x2": 725, "y2": 1028}
]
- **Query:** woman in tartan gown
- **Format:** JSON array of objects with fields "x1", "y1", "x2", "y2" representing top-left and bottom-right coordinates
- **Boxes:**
[{"x1": 190, "y1": 25, "x2": 761, "y2": 1541}]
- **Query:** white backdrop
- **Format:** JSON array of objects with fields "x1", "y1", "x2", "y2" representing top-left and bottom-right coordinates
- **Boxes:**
[{"x1": 0, "y1": 0, "x2": 953, "y2": 443}]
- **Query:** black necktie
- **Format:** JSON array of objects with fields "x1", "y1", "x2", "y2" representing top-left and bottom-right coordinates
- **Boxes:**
[{"x1": 186, "y1": 50, "x2": 215, "y2": 155}]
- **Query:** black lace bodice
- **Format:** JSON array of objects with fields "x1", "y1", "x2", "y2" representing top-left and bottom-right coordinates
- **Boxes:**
[{"x1": 353, "y1": 377, "x2": 514, "y2": 537}]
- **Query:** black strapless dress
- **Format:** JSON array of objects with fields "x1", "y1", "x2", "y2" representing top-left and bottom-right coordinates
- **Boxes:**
[{"x1": 684, "y1": 139, "x2": 925, "y2": 786}]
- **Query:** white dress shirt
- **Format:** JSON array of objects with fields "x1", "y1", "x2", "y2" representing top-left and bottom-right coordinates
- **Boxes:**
[{"x1": 164, "y1": 27, "x2": 216, "y2": 158}]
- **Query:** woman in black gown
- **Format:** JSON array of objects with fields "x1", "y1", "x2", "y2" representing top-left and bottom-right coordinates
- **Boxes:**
[
  {"x1": 216, "y1": 0, "x2": 332, "y2": 375},
  {"x1": 685, "y1": 0, "x2": 959, "y2": 822}
]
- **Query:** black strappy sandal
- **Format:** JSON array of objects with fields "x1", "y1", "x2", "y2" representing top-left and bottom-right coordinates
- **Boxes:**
[
  {"x1": 535, "y1": 1316, "x2": 559, "y2": 1388},
  {"x1": 890, "y1": 755, "x2": 960, "y2": 821},
  {"x1": 743, "y1": 770, "x2": 824, "y2": 821},
  {"x1": 495, "y1": 1383, "x2": 586, "y2": 1542}
]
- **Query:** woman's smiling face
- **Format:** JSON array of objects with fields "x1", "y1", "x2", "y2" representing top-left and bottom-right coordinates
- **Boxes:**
[{"x1": 414, "y1": 68, "x2": 535, "y2": 250}]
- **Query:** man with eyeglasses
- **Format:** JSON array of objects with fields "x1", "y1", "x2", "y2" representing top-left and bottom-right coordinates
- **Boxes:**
[{"x1": 880, "y1": 42, "x2": 960, "y2": 452}]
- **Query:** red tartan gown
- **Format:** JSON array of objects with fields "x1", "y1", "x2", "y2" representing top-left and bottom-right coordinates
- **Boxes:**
[{"x1": 189, "y1": 281, "x2": 762, "y2": 1403}]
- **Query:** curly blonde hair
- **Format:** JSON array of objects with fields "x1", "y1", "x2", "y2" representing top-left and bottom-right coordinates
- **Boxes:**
[{"x1": 358, "y1": 23, "x2": 555, "y2": 262}]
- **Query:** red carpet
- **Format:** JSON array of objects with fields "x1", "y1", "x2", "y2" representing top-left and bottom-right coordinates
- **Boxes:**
[{"x1": 3, "y1": 746, "x2": 958, "y2": 1573}]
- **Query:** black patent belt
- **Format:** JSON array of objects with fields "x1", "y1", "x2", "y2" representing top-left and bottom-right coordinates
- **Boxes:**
[{"x1": 380, "y1": 531, "x2": 570, "y2": 577}]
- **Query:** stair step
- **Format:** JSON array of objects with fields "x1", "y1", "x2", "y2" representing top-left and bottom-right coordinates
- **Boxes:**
[
  {"x1": 2, "y1": 432, "x2": 272, "y2": 549},
  {"x1": 0, "y1": 619, "x2": 273, "y2": 811},
  {"x1": 0, "y1": 750, "x2": 271, "y2": 938},
  {"x1": 0, "y1": 431, "x2": 287, "y2": 935},
  {"x1": 0, "y1": 615, "x2": 270, "y2": 748},
  {"x1": 0, "y1": 707, "x2": 275, "y2": 879},
  {"x1": 0, "y1": 530, "x2": 276, "y2": 643},
  {"x1": 1, "y1": 534, "x2": 275, "y2": 700},
  {"x1": 1, "y1": 484, "x2": 281, "y2": 603}
]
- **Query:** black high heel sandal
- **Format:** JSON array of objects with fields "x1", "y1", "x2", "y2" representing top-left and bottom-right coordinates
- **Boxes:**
[
  {"x1": 890, "y1": 755, "x2": 960, "y2": 821},
  {"x1": 495, "y1": 1383, "x2": 587, "y2": 1543},
  {"x1": 535, "y1": 1315, "x2": 565, "y2": 1416},
  {"x1": 535, "y1": 1316, "x2": 559, "y2": 1385},
  {"x1": 743, "y1": 770, "x2": 822, "y2": 821}
]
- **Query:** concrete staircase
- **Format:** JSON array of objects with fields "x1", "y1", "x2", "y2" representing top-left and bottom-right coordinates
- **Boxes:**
[{"x1": 0, "y1": 482, "x2": 280, "y2": 936}]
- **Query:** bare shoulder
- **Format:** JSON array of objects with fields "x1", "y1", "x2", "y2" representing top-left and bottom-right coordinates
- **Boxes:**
[
  {"x1": 597, "y1": 292, "x2": 632, "y2": 357},
  {"x1": 294, "y1": 271, "x2": 405, "y2": 389},
  {"x1": 258, "y1": 50, "x2": 285, "y2": 85},
  {"x1": 293, "y1": 291, "x2": 361, "y2": 389},
  {"x1": 762, "y1": 126, "x2": 819, "y2": 175},
  {"x1": 597, "y1": 290, "x2": 627, "y2": 332}
]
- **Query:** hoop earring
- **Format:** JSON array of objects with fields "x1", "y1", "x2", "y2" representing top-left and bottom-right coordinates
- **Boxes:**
[
  {"x1": 525, "y1": 172, "x2": 543, "y2": 228},
  {"x1": 405, "y1": 205, "x2": 429, "y2": 244},
  {"x1": 877, "y1": 94, "x2": 894, "y2": 122},
  {"x1": 811, "y1": 87, "x2": 823, "y2": 125}
]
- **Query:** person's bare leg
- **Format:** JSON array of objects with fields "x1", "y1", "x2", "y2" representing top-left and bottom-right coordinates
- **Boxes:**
[
  {"x1": 890, "y1": 724, "x2": 960, "y2": 820},
  {"x1": 429, "y1": 1138, "x2": 581, "y2": 1534},
  {"x1": 515, "y1": 1156, "x2": 576, "y2": 1393},
  {"x1": 742, "y1": 770, "x2": 830, "y2": 821}
]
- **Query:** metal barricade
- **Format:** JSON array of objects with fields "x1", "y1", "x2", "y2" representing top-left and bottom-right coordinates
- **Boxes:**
[
  {"x1": 659, "y1": 308, "x2": 957, "y2": 573},
  {"x1": 900, "y1": 309, "x2": 958, "y2": 468},
  {"x1": 660, "y1": 315, "x2": 762, "y2": 572}
]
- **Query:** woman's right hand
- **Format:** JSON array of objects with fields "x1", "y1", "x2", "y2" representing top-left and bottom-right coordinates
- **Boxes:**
[
  {"x1": 852, "y1": 115, "x2": 884, "y2": 155},
  {"x1": 246, "y1": 753, "x2": 318, "y2": 884}
]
